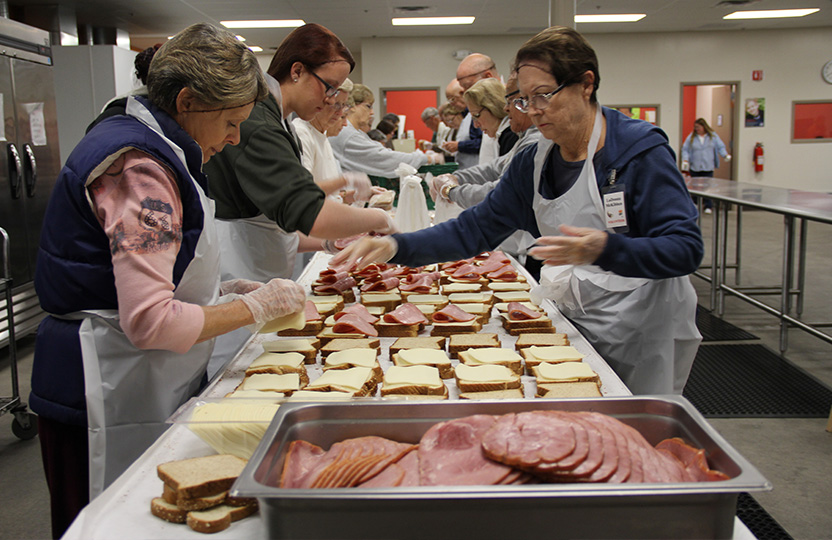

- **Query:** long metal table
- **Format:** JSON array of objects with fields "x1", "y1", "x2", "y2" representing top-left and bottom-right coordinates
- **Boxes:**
[{"x1": 686, "y1": 176, "x2": 832, "y2": 352}]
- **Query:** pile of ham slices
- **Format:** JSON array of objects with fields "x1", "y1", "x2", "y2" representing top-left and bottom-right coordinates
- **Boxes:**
[{"x1": 278, "y1": 411, "x2": 729, "y2": 489}]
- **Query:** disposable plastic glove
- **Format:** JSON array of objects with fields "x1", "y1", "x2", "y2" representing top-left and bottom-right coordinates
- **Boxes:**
[
  {"x1": 371, "y1": 208, "x2": 398, "y2": 235},
  {"x1": 331, "y1": 236, "x2": 399, "y2": 270},
  {"x1": 432, "y1": 174, "x2": 459, "y2": 202},
  {"x1": 343, "y1": 171, "x2": 374, "y2": 202},
  {"x1": 219, "y1": 278, "x2": 262, "y2": 296},
  {"x1": 426, "y1": 150, "x2": 445, "y2": 165},
  {"x1": 239, "y1": 278, "x2": 306, "y2": 329}
]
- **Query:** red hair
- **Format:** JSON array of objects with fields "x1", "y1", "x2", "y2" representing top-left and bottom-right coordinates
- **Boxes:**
[{"x1": 267, "y1": 23, "x2": 355, "y2": 82}]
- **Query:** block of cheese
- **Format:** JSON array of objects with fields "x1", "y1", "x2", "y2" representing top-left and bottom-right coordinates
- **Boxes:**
[
  {"x1": 448, "y1": 292, "x2": 493, "y2": 304},
  {"x1": 534, "y1": 361, "x2": 599, "y2": 384},
  {"x1": 487, "y1": 281, "x2": 530, "y2": 292},
  {"x1": 187, "y1": 401, "x2": 280, "y2": 459},
  {"x1": 306, "y1": 366, "x2": 377, "y2": 396},
  {"x1": 239, "y1": 373, "x2": 302, "y2": 394},
  {"x1": 259, "y1": 309, "x2": 306, "y2": 334},
  {"x1": 458, "y1": 347, "x2": 523, "y2": 376},
  {"x1": 381, "y1": 365, "x2": 447, "y2": 397},
  {"x1": 454, "y1": 363, "x2": 521, "y2": 393},
  {"x1": 393, "y1": 348, "x2": 453, "y2": 378}
]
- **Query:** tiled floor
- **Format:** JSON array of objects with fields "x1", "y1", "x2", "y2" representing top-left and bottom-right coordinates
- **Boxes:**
[{"x1": 1, "y1": 209, "x2": 830, "y2": 539}]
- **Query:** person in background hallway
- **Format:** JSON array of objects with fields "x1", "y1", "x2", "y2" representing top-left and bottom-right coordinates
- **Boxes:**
[
  {"x1": 441, "y1": 78, "x2": 481, "y2": 169},
  {"x1": 30, "y1": 23, "x2": 306, "y2": 538},
  {"x1": 680, "y1": 117, "x2": 731, "y2": 214},
  {"x1": 335, "y1": 26, "x2": 703, "y2": 397}
]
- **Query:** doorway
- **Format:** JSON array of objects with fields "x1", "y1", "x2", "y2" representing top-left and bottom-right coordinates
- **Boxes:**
[
  {"x1": 680, "y1": 82, "x2": 738, "y2": 180},
  {"x1": 382, "y1": 88, "x2": 438, "y2": 142}
]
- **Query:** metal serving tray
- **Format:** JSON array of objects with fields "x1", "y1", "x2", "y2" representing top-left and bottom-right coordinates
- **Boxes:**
[{"x1": 233, "y1": 396, "x2": 770, "y2": 540}]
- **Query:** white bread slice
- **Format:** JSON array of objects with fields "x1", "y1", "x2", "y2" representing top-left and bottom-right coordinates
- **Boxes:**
[
  {"x1": 448, "y1": 333, "x2": 500, "y2": 358},
  {"x1": 455, "y1": 302, "x2": 492, "y2": 324},
  {"x1": 186, "y1": 502, "x2": 258, "y2": 534},
  {"x1": 447, "y1": 292, "x2": 494, "y2": 304},
  {"x1": 245, "y1": 352, "x2": 308, "y2": 384},
  {"x1": 380, "y1": 365, "x2": 447, "y2": 397},
  {"x1": 429, "y1": 319, "x2": 483, "y2": 336},
  {"x1": 360, "y1": 292, "x2": 402, "y2": 311},
  {"x1": 320, "y1": 338, "x2": 380, "y2": 358},
  {"x1": 537, "y1": 381, "x2": 602, "y2": 398},
  {"x1": 374, "y1": 320, "x2": 424, "y2": 337},
  {"x1": 494, "y1": 301, "x2": 539, "y2": 312},
  {"x1": 458, "y1": 388, "x2": 525, "y2": 400},
  {"x1": 323, "y1": 349, "x2": 383, "y2": 383},
  {"x1": 151, "y1": 497, "x2": 188, "y2": 523},
  {"x1": 458, "y1": 347, "x2": 523, "y2": 376},
  {"x1": 157, "y1": 455, "x2": 247, "y2": 501},
  {"x1": 454, "y1": 363, "x2": 521, "y2": 393},
  {"x1": 162, "y1": 484, "x2": 227, "y2": 511},
  {"x1": 392, "y1": 348, "x2": 453, "y2": 379},
  {"x1": 514, "y1": 333, "x2": 570, "y2": 351},
  {"x1": 389, "y1": 336, "x2": 446, "y2": 355}
]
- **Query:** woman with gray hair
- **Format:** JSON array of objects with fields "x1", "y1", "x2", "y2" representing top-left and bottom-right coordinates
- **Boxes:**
[
  {"x1": 463, "y1": 78, "x2": 518, "y2": 156},
  {"x1": 30, "y1": 23, "x2": 306, "y2": 537}
]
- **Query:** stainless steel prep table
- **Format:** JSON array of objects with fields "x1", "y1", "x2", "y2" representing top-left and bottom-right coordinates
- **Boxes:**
[
  {"x1": 687, "y1": 176, "x2": 832, "y2": 352},
  {"x1": 61, "y1": 251, "x2": 755, "y2": 539}
]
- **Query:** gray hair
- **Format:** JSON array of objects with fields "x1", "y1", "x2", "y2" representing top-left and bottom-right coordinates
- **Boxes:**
[
  {"x1": 350, "y1": 84, "x2": 374, "y2": 106},
  {"x1": 463, "y1": 78, "x2": 508, "y2": 120},
  {"x1": 339, "y1": 78, "x2": 354, "y2": 93},
  {"x1": 421, "y1": 107, "x2": 439, "y2": 122},
  {"x1": 147, "y1": 23, "x2": 268, "y2": 114}
]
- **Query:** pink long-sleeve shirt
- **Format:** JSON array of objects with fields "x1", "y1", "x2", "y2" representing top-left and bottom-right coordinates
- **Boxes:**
[{"x1": 88, "y1": 149, "x2": 205, "y2": 353}]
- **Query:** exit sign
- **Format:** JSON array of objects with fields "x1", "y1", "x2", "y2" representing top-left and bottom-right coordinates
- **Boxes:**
[{"x1": 752, "y1": 70, "x2": 764, "y2": 81}]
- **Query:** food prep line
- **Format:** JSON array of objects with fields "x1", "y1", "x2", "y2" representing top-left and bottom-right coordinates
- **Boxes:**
[
  {"x1": 687, "y1": 176, "x2": 832, "y2": 353},
  {"x1": 62, "y1": 250, "x2": 756, "y2": 539}
]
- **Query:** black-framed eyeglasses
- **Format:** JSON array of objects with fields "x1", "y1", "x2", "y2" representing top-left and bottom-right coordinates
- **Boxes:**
[
  {"x1": 513, "y1": 76, "x2": 575, "y2": 113},
  {"x1": 306, "y1": 67, "x2": 340, "y2": 98},
  {"x1": 470, "y1": 107, "x2": 486, "y2": 119},
  {"x1": 505, "y1": 89, "x2": 520, "y2": 100}
]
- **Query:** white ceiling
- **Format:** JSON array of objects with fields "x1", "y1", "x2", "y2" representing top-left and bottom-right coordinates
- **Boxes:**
[{"x1": 10, "y1": 0, "x2": 832, "y2": 53}]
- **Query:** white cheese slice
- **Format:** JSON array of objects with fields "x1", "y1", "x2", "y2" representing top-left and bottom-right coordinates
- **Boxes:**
[
  {"x1": 315, "y1": 303, "x2": 337, "y2": 314},
  {"x1": 536, "y1": 361, "x2": 597, "y2": 382},
  {"x1": 259, "y1": 309, "x2": 306, "y2": 334},
  {"x1": 248, "y1": 352, "x2": 305, "y2": 370},
  {"x1": 325, "y1": 348, "x2": 379, "y2": 368},
  {"x1": 458, "y1": 303, "x2": 489, "y2": 314},
  {"x1": 397, "y1": 348, "x2": 451, "y2": 366},
  {"x1": 307, "y1": 367, "x2": 372, "y2": 392},
  {"x1": 262, "y1": 338, "x2": 316, "y2": 353},
  {"x1": 467, "y1": 348, "x2": 523, "y2": 364},
  {"x1": 188, "y1": 401, "x2": 280, "y2": 460},
  {"x1": 527, "y1": 346, "x2": 584, "y2": 363},
  {"x1": 487, "y1": 282, "x2": 530, "y2": 291},
  {"x1": 406, "y1": 294, "x2": 448, "y2": 305},
  {"x1": 240, "y1": 373, "x2": 300, "y2": 393},
  {"x1": 455, "y1": 363, "x2": 515, "y2": 383},
  {"x1": 361, "y1": 292, "x2": 402, "y2": 303},
  {"x1": 431, "y1": 319, "x2": 478, "y2": 327},
  {"x1": 494, "y1": 291, "x2": 532, "y2": 302},
  {"x1": 448, "y1": 292, "x2": 493, "y2": 303},
  {"x1": 225, "y1": 389, "x2": 285, "y2": 401},
  {"x1": 287, "y1": 390, "x2": 354, "y2": 401},
  {"x1": 308, "y1": 295, "x2": 341, "y2": 304},
  {"x1": 441, "y1": 283, "x2": 483, "y2": 293},
  {"x1": 383, "y1": 365, "x2": 442, "y2": 388},
  {"x1": 413, "y1": 304, "x2": 436, "y2": 315}
]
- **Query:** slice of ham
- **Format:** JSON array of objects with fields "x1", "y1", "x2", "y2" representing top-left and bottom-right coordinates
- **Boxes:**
[
  {"x1": 313, "y1": 276, "x2": 356, "y2": 295},
  {"x1": 440, "y1": 258, "x2": 473, "y2": 271},
  {"x1": 317, "y1": 271, "x2": 349, "y2": 284},
  {"x1": 304, "y1": 301, "x2": 321, "y2": 322},
  {"x1": 383, "y1": 303, "x2": 428, "y2": 325},
  {"x1": 486, "y1": 264, "x2": 519, "y2": 281},
  {"x1": 279, "y1": 440, "x2": 326, "y2": 488},
  {"x1": 450, "y1": 263, "x2": 482, "y2": 280},
  {"x1": 481, "y1": 412, "x2": 578, "y2": 472},
  {"x1": 334, "y1": 304, "x2": 379, "y2": 324},
  {"x1": 354, "y1": 263, "x2": 388, "y2": 279},
  {"x1": 431, "y1": 304, "x2": 476, "y2": 323},
  {"x1": 403, "y1": 271, "x2": 441, "y2": 285},
  {"x1": 399, "y1": 281, "x2": 434, "y2": 293},
  {"x1": 507, "y1": 301, "x2": 543, "y2": 321},
  {"x1": 332, "y1": 313, "x2": 379, "y2": 336},
  {"x1": 656, "y1": 438, "x2": 730, "y2": 482},
  {"x1": 360, "y1": 277, "x2": 400, "y2": 292}
]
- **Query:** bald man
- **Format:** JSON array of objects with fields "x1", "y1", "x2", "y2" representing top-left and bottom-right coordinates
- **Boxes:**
[
  {"x1": 456, "y1": 53, "x2": 501, "y2": 165},
  {"x1": 441, "y1": 78, "x2": 482, "y2": 170}
]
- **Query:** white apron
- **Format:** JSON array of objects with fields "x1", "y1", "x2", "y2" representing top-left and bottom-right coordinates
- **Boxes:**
[
  {"x1": 530, "y1": 106, "x2": 700, "y2": 394},
  {"x1": 79, "y1": 97, "x2": 220, "y2": 498}
]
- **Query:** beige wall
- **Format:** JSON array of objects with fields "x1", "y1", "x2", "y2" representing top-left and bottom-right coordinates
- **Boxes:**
[{"x1": 358, "y1": 27, "x2": 832, "y2": 192}]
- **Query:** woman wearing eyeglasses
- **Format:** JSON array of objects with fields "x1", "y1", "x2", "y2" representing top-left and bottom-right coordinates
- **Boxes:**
[
  {"x1": 463, "y1": 78, "x2": 518, "y2": 158},
  {"x1": 334, "y1": 26, "x2": 703, "y2": 396}
]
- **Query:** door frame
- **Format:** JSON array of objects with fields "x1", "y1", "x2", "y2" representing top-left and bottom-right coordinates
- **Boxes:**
[{"x1": 680, "y1": 80, "x2": 741, "y2": 181}]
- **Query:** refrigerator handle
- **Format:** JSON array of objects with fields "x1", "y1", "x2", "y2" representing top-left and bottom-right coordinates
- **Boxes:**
[
  {"x1": 23, "y1": 144, "x2": 37, "y2": 198},
  {"x1": 6, "y1": 143, "x2": 23, "y2": 199}
]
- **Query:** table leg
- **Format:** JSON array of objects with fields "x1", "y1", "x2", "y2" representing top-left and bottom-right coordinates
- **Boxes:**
[
  {"x1": 709, "y1": 199, "x2": 720, "y2": 311},
  {"x1": 717, "y1": 200, "x2": 729, "y2": 316},
  {"x1": 797, "y1": 219, "x2": 807, "y2": 317},
  {"x1": 735, "y1": 206, "x2": 743, "y2": 286},
  {"x1": 780, "y1": 216, "x2": 795, "y2": 353}
]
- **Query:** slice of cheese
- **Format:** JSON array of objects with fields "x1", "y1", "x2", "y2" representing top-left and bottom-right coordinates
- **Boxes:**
[
  {"x1": 225, "y1": 389, "x2": 285, "y2": 401},
  {"x1": 455, "y1": 363, "x2": 515, "y2": 383},
  {"x1": 441, "y1": 283, "x2": 483, "y2": 293},
  {"x1": 397, "y1": 348, "x2": 451, "y2": 366},
  {"x1": 314, "y1": 303, "x2": 337, "y2": 314},
  {"x1": 239, "y1": 373, "x2": 301, "y2": 393},
  {"x1": 487, "y1": 282, "x2": 530, "y2": 291},
  {"x1": 366, "y1": 306, "x2": 386, "y2": 316},
  {"x1": 448, "y1": 292, "x2": 493, "y2": 303},
  {"x1": 259, "y1": 309, "x2": 306, "y2": 334},
  {"x1": 308, "y1": 295, "x2": 342, "y2": 304},
  {"x1": 307, "y1": 367, "x2": 372, "y2": 392},
  {"x1": 431, "y1": 319, "x2": 478, "y2": 327},
  {"x1": 287, "y1": 390, "x2": 354, "y2": 401},
  {"x1": 383, "y1": 365, "x2": 442, "y2": 389},
  {"x1": 248, "y1": 352, "x2": 305, "y2": 370},
  {"x1": 495, "y1": 302, "x2": 539, "y2": 312},
  {"x1": 527, "y1": 346, "x2": 584, "y2": 363},
  {"x1": 405, "y1": 294, "x2": 448, "y2": 305},
  {"x1": 262, "y1": 338, "x2": 316, "y2": 353},
  {"x1": 467, "y1": 348, "x2": 523, "y2": 364},
  {"x1": 325, "y1": 348, "x2": 379, "y2": 368},
  {"x1": 413, "y1": 304, "x2": 436, "y2": 315},
  {"x1": 361, "y1": 292, "x2": 402, "y2": 303},
  {"x1": 536, "y1": 361, "x2": 597, "y2": 382},
  {"x1": 494, "y1": 291, "x2": 532, "y2": 302},
  {"x1": 188, "y1": 401, "x2": 281, "y2": 459},
  {"x1": 458, "y1": 303, "x2": 489, "y2": 314}
]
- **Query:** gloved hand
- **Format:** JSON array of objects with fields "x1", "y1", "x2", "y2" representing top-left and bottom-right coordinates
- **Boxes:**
[
  {"x1": 331, "y1": 236, "x2": 399, "y2": 270},
  {"x1": 239, "y1": 278, "x2": 306, "y2": 328},
  {"x1": 371, "y1": 208, "x2": 398, "y2": 235},
  {"x1": 343, "y1": 171, "x2": 374, "y2": 202},
  {"x1": 426, "y1": 150, "x2": 445, "y2": 165},
  {"x1": 322, "y1": 239, "x2": 339, "y2": 255},
  {"x1": 219, "y1": 278, "x2": 262, "y2": 296},
  {"x1": 430, "y1": 174, "x2": 459, "y2": 202}
]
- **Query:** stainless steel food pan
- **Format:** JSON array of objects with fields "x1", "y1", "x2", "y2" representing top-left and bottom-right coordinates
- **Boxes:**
[{"x1": 233, "y1": 396, "x2": 770, "y2": 540}]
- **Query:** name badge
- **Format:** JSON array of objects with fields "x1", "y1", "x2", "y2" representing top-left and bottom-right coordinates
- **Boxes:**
[{"x1": 602, "y1": 184, "x2": 628, "y2": 232}]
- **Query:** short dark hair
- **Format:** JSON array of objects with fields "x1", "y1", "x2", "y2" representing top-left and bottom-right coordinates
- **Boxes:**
[
  {"x1": 514, "y1": 26, "x2": 600, "y2": 103},
  {"x1": 382, "y1": 113, "x2": 400, "y2": 125},
  {"x1": 267, "y1": 23, "x2": 355, "y2": 83},
  {"x1": 376, "y1": 119, "x2": 396, "y2": 135},
  {"x1": 367, "y1": 129, "x2": 386, "y2": 142}
]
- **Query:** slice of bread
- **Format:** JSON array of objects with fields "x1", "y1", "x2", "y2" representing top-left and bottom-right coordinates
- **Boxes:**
[
  {"x1": 391, "y1": 348, "x2": 453, "y2": 379},
  {"x1": 307, "y1": 295, "x2": 345, "y2": 314},
  {"x1": 447, "y1": 291, "x2": 494, "y2": 305},
  {"x1": 360, "y1": 292, "x2": 402, "y2": 311},
  {"x1": 494, "y1": 301, "x2": 539, "y2": 313},
  {"x1": 454, "y1": 363, "x2": 521, "y2": 393},
  {"x1": 261, "y1": 338, "x2": 320, "y2": 364},
  {"x1": 537, "y1": 381, "x2": 602, "y2": 398},
  {"x1": 313, "y1": 288, "x2": 355, "y2": 303},
  {"x1": 316, "y1": 326, "x2": 373, "y2": 345},
  {"x1": 404, "y1": 294, "x2": 449, "y2": 309},
  {"x1": 186, "y1": 502, "x2": 258, "y2": 534},
  {"x1": 500, "y1": 312, "x2": 552, "y2": 331},
  {"x1": 457, "y1": 347, "x2": 524, "y2": 376},
  {"x1": 162, "y1": 484, "x2": 228, "y2": 511},
  {"x1": 380, "y1": 365, "x2": 448, "y2": 397},
  {"x1": 507, "y1": 326, "x2": 559, "y2": 336},
  {"x1": 277, "y1": 319, "x2": 324, "y2": 337},
  {"x1": 320, "y1": 338, "x2": 380, "y2": 358},
  {"x1": 389, "y1": 336, "x2": 446, "y2": 355},
  {"x1": 374, "y1": 320, "x2": 424, "y2": 338},
  {"x1": 151, "y1": 497, "x2": 188, "y2": 523},
  {"x1": 514, "y1": 333, "x2": 569, "y2": 351},
  {"x1": 429, "y1": 319, "x2": 483, "y2": 336},
  {"x1": 245, "y1": 351, "x2": 308, "y2": 384},
  {"x1": 157, "y1": 454, "x2": 247, "y2": 501},
  {"x1": 323, "y1": 349, "x2": 383, "y2": 384},
  {"x1": 494, "y1": 291, "x2": 532, "y2": 303},
  {"x1": 454, "y1": 302, "x2": 492, "y2": 324},
  {"x1": 448, "y1": 333, "x2": 500, "y2": 358},
  {"x1": 458, "y1": 388, "x2": 525, "y2": 400}
]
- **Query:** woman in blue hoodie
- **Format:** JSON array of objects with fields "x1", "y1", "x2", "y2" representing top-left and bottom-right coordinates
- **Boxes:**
[{"x1": 334, "y1": 26, "x2": 703, "y2": 395}]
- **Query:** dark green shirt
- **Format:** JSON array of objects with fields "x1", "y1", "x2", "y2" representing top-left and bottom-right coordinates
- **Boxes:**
[{"x1": 204, "y1": 94, "x2": 326, "y2": 235}]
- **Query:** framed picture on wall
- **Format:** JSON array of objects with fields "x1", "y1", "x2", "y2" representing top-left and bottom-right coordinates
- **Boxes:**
[
  {"x1": 608, "y1": 105, "x2": 659, "y2": 125},
  {"x1": 792, "y1": 100, "x2": 832, "y2": 142},
  {"x1": 745, "y1": 98, "x2": 765, "y2": 127}
]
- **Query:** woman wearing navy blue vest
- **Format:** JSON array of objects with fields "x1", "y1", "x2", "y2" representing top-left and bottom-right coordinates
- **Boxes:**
[{"x1": 30, "y1": 24, "x2": 306, "y2": 538}]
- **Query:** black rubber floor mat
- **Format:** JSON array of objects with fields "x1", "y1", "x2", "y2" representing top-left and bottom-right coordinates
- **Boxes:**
[
  {"x1": 736, "y1": 493, "x2": 793, "y2": 540},
  {"x1": 697, "y1": 305, "x2": 759, "y2": 341},
  {"x1": 682, "y1": 344, "x2": 832, "y2": 417}
]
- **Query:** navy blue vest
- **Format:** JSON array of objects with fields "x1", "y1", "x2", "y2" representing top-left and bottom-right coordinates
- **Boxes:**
[{"x1": 30, "y1": 98, "x2": 208, "y2": 425}]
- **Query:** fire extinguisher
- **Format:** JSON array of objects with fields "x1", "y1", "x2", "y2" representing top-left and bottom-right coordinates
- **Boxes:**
[{"x1": 754, "y1": 142, "x2": 764, "y2": 172}]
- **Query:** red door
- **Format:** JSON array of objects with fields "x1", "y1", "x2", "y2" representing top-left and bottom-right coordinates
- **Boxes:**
[{"x1": 383, "y1": 89, "x2": 438, "y2": 141}]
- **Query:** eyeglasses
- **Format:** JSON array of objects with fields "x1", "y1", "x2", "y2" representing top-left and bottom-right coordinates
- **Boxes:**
[
  {"x1": 457, "y1": 64, "x2": 496, "y2": 85},
  {"x1": 305, "y1": 67, "x2": 340, "y2": 98},
  {"x1": 329, "y1": 101, "x2": 350, "y2": 112},
  {"x1": 513, "y1": 76, "x2": 575, "y2": 113},
  {"x1": 470, "y1": 107, "x2": 486, "y2": 119},
  {"x1": 505, "y1": 89, "x2": 519, "y2": 100}
]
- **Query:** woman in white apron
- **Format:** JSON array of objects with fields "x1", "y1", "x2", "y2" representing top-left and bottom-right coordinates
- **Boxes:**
[
  {"x1": 30, "y1": 25, "x2": 305, "y2": 538},
  {"x1": 332, "y1": 26, "x2": 703, "y2": 396}
]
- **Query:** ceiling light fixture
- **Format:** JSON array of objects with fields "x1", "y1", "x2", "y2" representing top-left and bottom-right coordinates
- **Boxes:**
[
  {"x1": 724, "y1": 8, "x2": 819, "y2": 19},
  {"x1": 221, "y1": 20, "x2": 305, "y2": 29},
  {"x1": 248, "y1": 46, "x2": 263, "y2": 53},
  {"x1": 575, "y1": 14, "x2": 646, "y2": 23},
  {"x1": 235, "y1": 35, "x2": 246, "y2": 42},
  {"x1": 392, "y1": 16, "x2": 475, "y2": 26}
]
